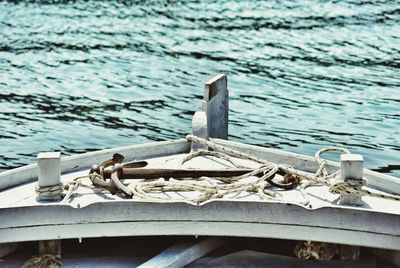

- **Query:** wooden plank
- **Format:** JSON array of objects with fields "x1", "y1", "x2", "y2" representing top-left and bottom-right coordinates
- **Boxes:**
[
  {"x1": 138, "y1": 237, "x2": 227, "y2": 268},
  {"x1": 202, "y1": 74, "x2": 228, "y2": 139},
  {"x1": 0, "y1": 201, "x2": 399, "y2": 250},
  {"x1": 0, "y1": 139, "x2": 190, "y2": 191},
  {"x1": 1, "y1": 220, "x2": 399, "y2": 251}
]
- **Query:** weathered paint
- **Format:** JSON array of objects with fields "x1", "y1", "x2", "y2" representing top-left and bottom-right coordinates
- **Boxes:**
[
  {"x1": 1, "y1": 139, "x2": 399, "y2": 251},
  {"x1": 202, "y1": 74, "x2": 228, "y2": 140},
  {"x1": 0, "y1": 201, "x2": 399, "y2": 250}
]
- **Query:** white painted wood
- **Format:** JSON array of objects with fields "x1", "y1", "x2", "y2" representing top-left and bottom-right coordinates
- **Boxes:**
[
  {"x1": 2, "y1": 151, "x2": 397, "y2": 212},
  {"x1": 202, "y1": 74, "x2": 228, "y2": 139},
  {"x1": 340, "y1": 154, "x2": 363, "y2": 180},
  {"x1": 1, "y1": 220, "x2": 399, "y2": 251},
  {"x1": 138, "y1": 237, "x2": 227, "y2": 268},
  {"x1": 191, "y1": 111, "x2": 208, "y2": 151},
  {"x1": 0, "y1": 139, "x2": 190, "y2": 191},
  {"x1": 37, "y1": 152, "x2": 62, "y2": 201},
  {"x1": 1, "y1": 138, "x2": 400, "y2": 251},
  {"x1": 210, "y1": 138, "x2": 400, "y2": 195},
  {"x1": 0, "y1": 201, "x2": 399, "y2": 250},
  {"x1": 2, "y1": 138, "x2": 398, "y2": 195},
  {"x1": 340, "y1": 154, "x2": 364, "y2": 206},
  {"x1": 37, "y1": 152, "x2": 61, "y2": 188}
]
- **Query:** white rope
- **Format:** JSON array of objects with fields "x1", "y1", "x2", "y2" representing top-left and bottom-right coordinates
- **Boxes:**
[
  {"x1": 329, "y1": 179, "x2": 400, "y2": 201},
  {"x1": 62, "y1": 175, "x2": 100, "y2": 203},
  {"x1": 63, "y1": 135, "x2": 400, "y2": 205},
  {"x1": 127, "y1": 164, "x2": 277, "y2": 205},
  {"x1": 35, "y1": 183, "x2": 63, "y2": 197},
  {"x1": 186, "y1": 135, "x2": 269, "y2": 164},
  {"x1": 182, "y1": 150, "x2": 249, "y2": 168},
  {"x1": 184, "y1": 135, "x2": 400, "y2": 203},
  {"x1": 187, "y1": 135, "x2": 331, "y2": 184},
  {"x1": 314, "y1": 147, "x2": 350, "y2": 180},
  {"x1": 22, "y1": 254, "x2": 62, "y2": 268}
]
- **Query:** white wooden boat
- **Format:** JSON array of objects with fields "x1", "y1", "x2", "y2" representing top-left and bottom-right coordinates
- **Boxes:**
[{"x1": 0, "y1": 75, "x2": 399, "y2": 267}]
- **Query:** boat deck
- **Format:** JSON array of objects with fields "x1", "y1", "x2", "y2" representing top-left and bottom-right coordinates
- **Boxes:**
[
  {"x1": 0, "y1": 153, "x2": 398, "y2": 214},
  {"x1": 0, "y1": 146, "x2": 399, "y2": 250}
]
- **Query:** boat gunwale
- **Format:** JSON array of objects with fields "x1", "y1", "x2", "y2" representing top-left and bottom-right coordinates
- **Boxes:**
[
  {"x1": 0, "y1": 200, "x2": 399, "y2": 250},
  {"x1": 0, "y1": 138, "x2": 190, "y2": 191},
  {"x1": 1, "y1": 137, "x2": 399, "y2": 194}
]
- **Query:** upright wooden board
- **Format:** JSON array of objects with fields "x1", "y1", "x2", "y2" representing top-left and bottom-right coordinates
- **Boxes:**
[{"x1": 203, "y1": 74, "x2": 228, "y2": 140}]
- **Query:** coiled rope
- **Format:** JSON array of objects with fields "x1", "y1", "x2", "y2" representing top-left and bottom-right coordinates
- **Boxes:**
[
  {"x1": 35, "y1": 183, "x2": 63, "y2": 199},
  {"x1": 187, "y1": 135, "x2": 400, "y2": 202}
]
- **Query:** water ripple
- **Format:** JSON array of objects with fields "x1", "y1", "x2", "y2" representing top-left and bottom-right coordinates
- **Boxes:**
[{"x1": 0, "y1": 0, "x2": 399, "y2": 177}]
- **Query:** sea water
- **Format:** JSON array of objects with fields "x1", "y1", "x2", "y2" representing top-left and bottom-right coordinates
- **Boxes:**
[{"x1": 0, "y1": 0, "x2": 399, "y2": 177}]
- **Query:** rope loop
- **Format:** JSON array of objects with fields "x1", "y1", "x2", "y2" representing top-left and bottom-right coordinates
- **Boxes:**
[{"x1": 61, "y1": 135, "x2": 400, "y2": 205}]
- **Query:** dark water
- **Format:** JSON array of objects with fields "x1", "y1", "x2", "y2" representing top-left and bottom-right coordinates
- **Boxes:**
[{"x1": 0, "y1": 0, "x2": 399, "y2": 177}]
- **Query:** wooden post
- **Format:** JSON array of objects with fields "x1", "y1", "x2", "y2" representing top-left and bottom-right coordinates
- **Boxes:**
[
  {"x1": 340, "y1": 245, "x2": 360, "y2": 261},
  {"x1": 202, "y1": 74, "x2": 228, "y2": 140},
  {"x1": 37, "y1": 152, "x2": 62, "y2": 201},
  {"x1": 137, "y1": 237, "x2": 228, "y2": 268},
  {"x1": 338, "y1": 155, "x2": 362, "y2": 261},
  {"x1": 39, "y1": 240, "x2": 62, "y2": 258},
  {"x1": 339, "y1": 154, "x2": 364, "y2": 206},
  {"x1": 191, "y1": 111, "x2": 208, "y2": 151}
]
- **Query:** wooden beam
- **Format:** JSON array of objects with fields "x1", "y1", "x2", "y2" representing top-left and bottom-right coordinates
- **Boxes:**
[
  {"x1": 138, "y1": 237, "x2": 227, "y2": 268},
  {"x1": 39, "y1": 240, "x2": 62, "y2": 258},
  {"x1": 340, "y1": 245, "x2": 360, "y2": 261},
  {"x1": 202, "y1": 74, "x2": 228, "y2": 140}
]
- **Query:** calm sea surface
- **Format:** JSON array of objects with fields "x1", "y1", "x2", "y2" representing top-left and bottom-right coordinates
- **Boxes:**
[{"x1": 0, "y1": 0, "x2": 399, "y2": 177}]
